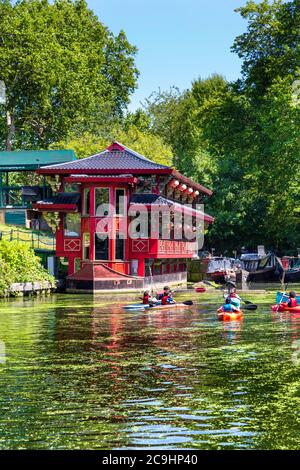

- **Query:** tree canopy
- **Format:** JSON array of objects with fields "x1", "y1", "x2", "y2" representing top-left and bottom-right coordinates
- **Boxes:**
[{"x1": 0, "y1": 0, "x2": 138, "y2": 149}]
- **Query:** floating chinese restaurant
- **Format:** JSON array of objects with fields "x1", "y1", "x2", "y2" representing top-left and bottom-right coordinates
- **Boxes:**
[{"x1": 33, "y1": 142, "x2": 214, "y2": 292}]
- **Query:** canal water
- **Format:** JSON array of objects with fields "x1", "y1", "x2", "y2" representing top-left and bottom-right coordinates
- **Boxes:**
[{"x1": 0, "y1": 291, "x2": 299, "y2": 450}]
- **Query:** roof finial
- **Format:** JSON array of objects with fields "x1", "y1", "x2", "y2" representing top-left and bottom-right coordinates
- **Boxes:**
[{"x1": 107, "y1": 141, "x2": 125, "y2": 152}]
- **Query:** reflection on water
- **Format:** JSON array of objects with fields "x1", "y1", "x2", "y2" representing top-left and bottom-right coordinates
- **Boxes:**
[{"x1": 0, "y1": 293, "x2": 299, "y2": 450}]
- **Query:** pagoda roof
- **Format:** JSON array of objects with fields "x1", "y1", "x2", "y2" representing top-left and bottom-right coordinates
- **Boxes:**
[
  {"x1": 32, "y1": 192, "x2": 80, "y2": 213},
  {"x1": 37, "y1": 141, "x2": 212, "y2": 196},
  {"x1": 37, "y1": 142, "x2": 168, "y2": 174}
]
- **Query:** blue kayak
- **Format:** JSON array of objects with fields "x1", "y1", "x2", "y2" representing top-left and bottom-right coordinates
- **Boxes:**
[
  {"x1": 123, "y1": 301, "x2": 162, "y2": 311},
  {"x1": 276, "y1": 291, "x2": 300, "y2": 304}
]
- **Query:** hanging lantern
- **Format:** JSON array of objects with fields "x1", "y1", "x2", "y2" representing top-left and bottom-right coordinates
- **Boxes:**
[{"x1": 178, "y1": 183, "x2": 187, "y2": 192}]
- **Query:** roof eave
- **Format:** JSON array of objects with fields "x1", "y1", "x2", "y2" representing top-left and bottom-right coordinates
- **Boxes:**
[
  {"x1": 171, "y1": 170, "x2": 213, "y2": 196},
  {"x1": 36, "y1": 168, "x2": 172, "y2": 176}
]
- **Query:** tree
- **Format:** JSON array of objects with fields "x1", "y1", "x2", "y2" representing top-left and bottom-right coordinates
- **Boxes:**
[
  {"x1": 0, "y1": 0, "x2": 138, "y2": 149},
  {"x1": 51, "y1": 124, "x2": 174, "y2": 166},
  {"x1": 232, "y1": 0, "x2": 300, "y2": 96}
]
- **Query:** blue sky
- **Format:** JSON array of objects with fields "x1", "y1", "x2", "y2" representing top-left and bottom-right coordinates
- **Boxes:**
[{"x1": 87, "y1": 0, "x2": 249, "y2": 110}]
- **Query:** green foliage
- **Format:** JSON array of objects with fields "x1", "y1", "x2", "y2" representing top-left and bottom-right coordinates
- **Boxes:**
[
  {"x1": 0, "y1": 0, "x2": 138, "y2": 149},
  {"x1": 0, "y1": 240, "x2": 54, "y2": 296},
  {"x1": 232, "y1": 0, "x2": 300, "y2": 96},
  {"x1": 144, "y1": 1, "x2": 300, "y2": 255},
  {"x1": 51, "y1": 123, "x2": 174, "y2": 166}
]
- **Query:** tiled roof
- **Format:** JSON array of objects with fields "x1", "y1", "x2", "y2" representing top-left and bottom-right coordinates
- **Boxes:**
[
  {"x1": 129, "y1": 193, "x2": 214, "y2": 223},
  {"x1": 37, "y1": 192, "x2": 81, "y2": 205},
  {"x1": 38, "y1": 142, "x2": 169, "y2": 174},
  {"x1": 37, "y1": 141, "x2": 213, "y2": 197},
  {"x1": 68, "y1": 173, "x2": 134, "y2": 178}
]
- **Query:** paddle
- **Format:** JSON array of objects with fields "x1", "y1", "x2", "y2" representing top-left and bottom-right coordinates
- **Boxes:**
[
  {"x1": 243, "y1": 304, "x2": 257, "y2": 311},
  {"x1": 182, "y1": 300, "x2": 193, "y2": 306},
  {"x1": 276, "y1": 282, "x2": 289, "y2": 313}
]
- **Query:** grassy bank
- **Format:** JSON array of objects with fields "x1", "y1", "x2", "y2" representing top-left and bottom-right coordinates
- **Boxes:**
[{"x1": 0, "y1": 240, "x2": 55, "y2": 297}]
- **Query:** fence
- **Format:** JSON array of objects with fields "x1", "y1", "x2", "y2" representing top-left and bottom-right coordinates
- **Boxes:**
[{"x1": 0, "y1": 228, "x2": 55, "y2": 251}]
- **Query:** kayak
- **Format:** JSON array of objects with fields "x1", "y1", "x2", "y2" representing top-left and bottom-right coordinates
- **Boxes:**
[
  {"x1": 276, "y1": 292, "x2": 300, "y2": 304},
  {"x1": 217, "y1": 308, "x2": 244, "y2": 321},
  {"x1": 271, "y1": 303, "x2": 300, "y2": 313},
  {"x1": 123, "y1": 303, "x2": 149, "y2": 310},
  {"x1": 195, "y1": 287, "x2": 206, "y2": 293}
]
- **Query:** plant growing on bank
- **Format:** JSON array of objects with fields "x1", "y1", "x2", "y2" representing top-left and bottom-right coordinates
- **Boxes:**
[{"x1": 0, "y1": 240, "x2": 55, "y2": 297}]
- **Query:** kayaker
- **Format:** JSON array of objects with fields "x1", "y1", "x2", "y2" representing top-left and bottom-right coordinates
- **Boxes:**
[
  {"x1": 158, "y1": 286, "x2": 176, "y2": 305},
  {"x1": 287, "y1": 291, "x2": 298, "y2": 308},
  {"x1": 142, "y1": 290, "x2": 158, "y2": 305},
  {"x1": 226, "y1": 287, "x2": 242, "y2": 309},
  {"x1": 142, "y1": 291, "x2": 150, "y2": 304},
  {"x1": 219, "y1": 298, "x2": 239, "y2": 313},
  {"x1": 157, "y1": 286, "x2": 170, "y2": 301}
]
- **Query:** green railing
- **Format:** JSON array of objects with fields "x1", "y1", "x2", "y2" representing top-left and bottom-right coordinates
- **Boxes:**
[{"x1": 0, "y1": 228, "x2": 56, "y2": 251}]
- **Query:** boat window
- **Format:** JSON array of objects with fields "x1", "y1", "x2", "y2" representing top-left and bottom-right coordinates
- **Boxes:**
[
  {"x1": 115, "y1": 189, "x2": 126, "y2": 216},
  {"x1": 115, "y1": 233, "x2": 125, "y2": 260},
  {"x1": 83, "y1": 233, "x2": 90, "y2": 260},
  {"x1": 95, "y1": 233, "x2": 109, "y2": 260},
  {"x1": 95, "y1": 188, "x2": 109, "y2": 216},
  {"x1": 83, "y1": 188, "x2": 90, "y2": 216},
  {"x1": 64, "y1": 213, "x2": 80, "y2": 237}
]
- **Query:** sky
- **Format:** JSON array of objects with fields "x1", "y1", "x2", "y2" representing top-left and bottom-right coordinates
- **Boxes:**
[{"x1": 87, "y1": 0, "x2": 249, "y2": 110}]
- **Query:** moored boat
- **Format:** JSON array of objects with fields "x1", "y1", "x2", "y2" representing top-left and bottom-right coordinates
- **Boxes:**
[
  {"x1": 206, "y1": 257, "x2": 239, "y2": 284},
  {"x1": 241, "y1": 253, "x2": 284, "y2": 283}
]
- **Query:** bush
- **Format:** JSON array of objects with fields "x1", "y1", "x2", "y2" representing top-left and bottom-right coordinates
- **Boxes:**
[{"x1": 0, "y1": 240, "x2": 55, "y2": 297}]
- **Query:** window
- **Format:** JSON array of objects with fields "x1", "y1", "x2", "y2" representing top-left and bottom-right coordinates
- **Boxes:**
[
  {"x1": 153, "y1": 260, "x2": 162, "y2": 275},
  {"x1": 83, "y1": 188, "x2": 90, "y2": 216},
  {"x1": 83, "y1": 233, "x2": 90, "y2": 260},
  {"x1": 95, "y1": 188, "x2": 109, "y2": 216},
  {"x1": 115, "y1": 189, "x2": 126, "y2": 216},
  {"x1": 64, "y1": 213, "x2": 80, "y2": 237},
  {"x1": 115, "y1": 233, "x2": 125, "y2": 260},
  {"x1": 131, "y1": 260, "x2": 139, "y2": 276},
  {"x1": 95, "y1": 233, "x2": 109, "y2": 260},
  {"x1": 74, "y1": 258, "x2": 81, "y2": 272}
]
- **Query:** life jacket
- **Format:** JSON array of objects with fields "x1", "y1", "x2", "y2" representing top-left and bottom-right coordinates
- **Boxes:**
[
  {"x1": 288, "y1": 298, "x2": 298, "y2": 308},
  {"x1": 223, "y1": 303, "x2": 235, "y2": 312},
  {"x1": 143, "y1": 294, "x2": 150, "y2": 305},
  {"x1": 161, "y1": 294, "x2": 169, "y2": 305}
]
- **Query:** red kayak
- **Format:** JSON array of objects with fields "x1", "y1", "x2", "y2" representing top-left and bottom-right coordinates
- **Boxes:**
[
  {"x1": 195, "y1": 287, "x2": 206, "y2": 293},
  {"x1": 271, "y1": 303, "x2": 300, "y2": 313},
  {"x1": 217, "y1": 308, "x2": 244, "y2": 321}
]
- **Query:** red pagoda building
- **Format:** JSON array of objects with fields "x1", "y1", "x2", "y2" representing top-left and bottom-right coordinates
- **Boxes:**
[{"x1": 33, "y1": 142, "x2": 214, "y2": 292}]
